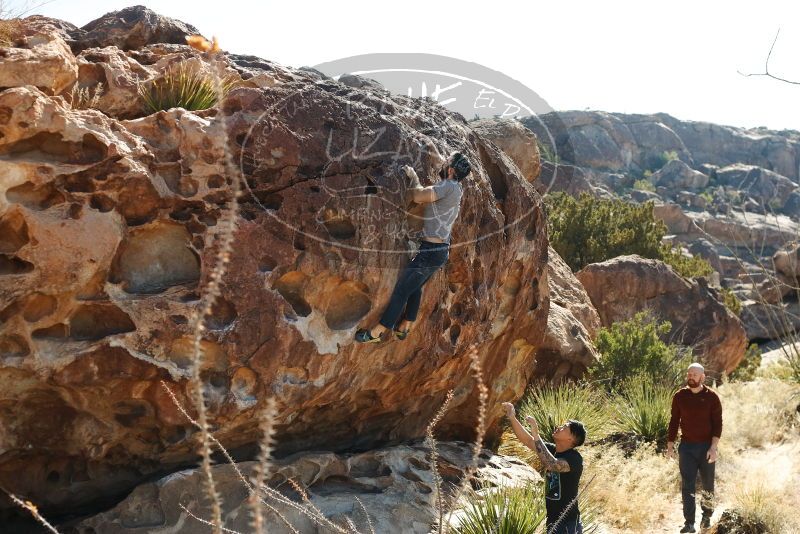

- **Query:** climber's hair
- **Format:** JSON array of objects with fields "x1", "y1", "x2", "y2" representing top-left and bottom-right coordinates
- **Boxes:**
[
  {"x1": 567, "y1": 419, "x2": 586, "y2": 447},
  {"x1": 448, "y1": 151, "x2": 472, "y2": 181}
]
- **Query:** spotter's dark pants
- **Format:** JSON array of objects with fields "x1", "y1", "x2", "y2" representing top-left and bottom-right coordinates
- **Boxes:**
[
  {"x1": 678, "y1": 441, "x2": 716, "y2": 524},
  {"x1": 378, "y1": 241, "x2": 449, "y2": 329}
]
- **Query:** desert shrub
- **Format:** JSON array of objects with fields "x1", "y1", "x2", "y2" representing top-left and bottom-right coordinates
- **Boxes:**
[
  {"x1": 729, "y1": 343, "x2": 761, "y2": 382},
  {"x1": 546, "y1": 193, "x2": 717, "y2": 282},
  {"x1": 723, "y1": 486, "x2": 784, "y2": 533},
  {"x1": 659, "y1": 243, "x2": 715, "y2": 279},
  {"x1": 590, "y1": 311, "x2": 690, "y2": 391},
  {"x1": 518, "y1": 383, "x2": 613, "y2": 446},
  {"x1": 645, "y1": 149, "x2": 679, "y2": 172},
  {"x1": 545, "y1": 193, "x2": 667, "y2": 271},
  {"x1": 453, "y1": 483, "x2": 598, "y2": 534},
  {"x1": 452, "y1": 484, "x2": 546, "y2": 534},
  {"x1": 720, "y1": 286, "x2": 743, "y2": 316},
  {"x1": 633, "y1": 178, "x2": 655, "y2": 192},
  {"x1": 613, "y1": 378, "x2": 674, "y2": 443},
  {"x1": 537, "y1": 139, "x2": 559, "y2": 164},
  {"x1": 138, "y1": 62, "x2": 237, "y2": 113}
]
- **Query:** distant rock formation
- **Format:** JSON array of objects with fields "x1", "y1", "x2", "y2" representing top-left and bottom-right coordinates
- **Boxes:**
[{"x1": 576, "y1": 255, "x2": 747, "y2": 375}]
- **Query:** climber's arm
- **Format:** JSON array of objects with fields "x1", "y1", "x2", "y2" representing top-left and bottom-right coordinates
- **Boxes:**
[{"x1": 410, "y1": 186, "x2": 437, "y2": 204}]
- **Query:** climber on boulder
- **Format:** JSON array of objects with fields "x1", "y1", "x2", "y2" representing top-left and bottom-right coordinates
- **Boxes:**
[{"x1": 355, "y1": 151, "x2": 472, "y2": 343}]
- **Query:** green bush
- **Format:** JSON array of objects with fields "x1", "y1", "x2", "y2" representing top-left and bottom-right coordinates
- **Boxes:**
[
  {"x1": 454, "y1": 483, "x2": 598, "y2": 534},
  {"x1": 614, "y1": 379, "x2": 674, "y2": 443},
  {"x1": 729, "y1": 343, "x2": 762, "y2": 382},
  {"x1": 138, "y1": 62, "x2": 238, "y2": 113},
  {"x1": 518, "y1": 383, "x2": 613, "y2": 444},
  {"x1": 453, "y1": 484, "x2": 547, "y2": 534},
  {"x1": 633, "y1": 179, "x2": 655, "y2": 192},
  {"x1": 659, "y1": 243, "x2": 714, "y2": 279},
  {"x1": 545, "y1": 193, "x2": 666, "y2": 271},
  {"x1": 590, "y1": 311, "x2": 691, "y2": 391},
  {"x1": 720, "y1": 287, "x2": 743, "y2": 317}
]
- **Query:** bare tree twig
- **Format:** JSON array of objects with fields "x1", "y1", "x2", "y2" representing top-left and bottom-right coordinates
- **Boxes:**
[{"x1": 738, "y1": 29, "x2": 800, "y2": 85}]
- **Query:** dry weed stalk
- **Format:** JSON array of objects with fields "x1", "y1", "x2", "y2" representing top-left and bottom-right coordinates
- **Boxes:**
[
  {"x1": 2, "y1": 490, "x2": 61, "y2": 534},
  {"x1": 249, "y1": 397, "x2": 277, "y2": 533},
  {"x1": 426, "y1": 389, "x2": 455, "y2": 534}
]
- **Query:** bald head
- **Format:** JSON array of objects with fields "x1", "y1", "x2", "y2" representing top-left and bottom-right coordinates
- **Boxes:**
[{"x1": 686, "y1": 362, "x2": 705, "y2": 388}]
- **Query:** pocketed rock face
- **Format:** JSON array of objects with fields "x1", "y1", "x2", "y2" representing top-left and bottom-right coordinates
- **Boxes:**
[
  {"x1": 537, "y1": 247, "x2": 601, "y2": 382},
  {"x1": 0, "y1": 11, "x2": 551, "y2": 518},
  {"x1": 76, "y1": 442, "x2": 541, "y2": 534},
  {"x1": 576, "y1": 255, "x2": 747, "y2": 376}
]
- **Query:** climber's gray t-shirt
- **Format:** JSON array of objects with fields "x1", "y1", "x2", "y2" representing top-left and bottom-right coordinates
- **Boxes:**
[{"x1": 422, "y1": 179, "x2": 463, "y2": 243}]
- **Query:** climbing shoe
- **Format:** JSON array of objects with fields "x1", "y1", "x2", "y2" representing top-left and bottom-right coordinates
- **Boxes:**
[
  {"x1": 700, "y1": 515, "x2": 711, "y2": 529},
  {"x1": 355, "y1": 329, "x2": 382, "y2": 344},
  {"x1": 680, "y1": 523, "x2": 696, "y2": 533},
  {"x1": 393, "y1": 329, "x2": 409, "y2": 340}
]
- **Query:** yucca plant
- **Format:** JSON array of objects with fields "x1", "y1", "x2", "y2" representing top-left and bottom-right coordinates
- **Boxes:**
[
  {"x1": 614, "y1": 379, "x2": 674, "y2": 443},
  {"x1": 519, "y1": 383, "x2": 613, "y2": 445},
  {"x1": 452, "y1": 484, "x2": 547, "y2": 534},
  {"x1": 138, "y1": 62, "x2": 237, "y2": 113}
]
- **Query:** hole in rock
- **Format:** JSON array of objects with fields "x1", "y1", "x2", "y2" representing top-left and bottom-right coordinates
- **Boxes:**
[
  {"x1": 364, "y1": 184, "x2": 378, "y2": 195},
  {"x1": 22, "y1": 293, "x2": 57, "y2": 322},
  {"x1": 293, "y1": 234, "x2": 306, "y2": 251},
  {"x1": 46, "y1": 470, "x2": 60, "y2": 484},
  {"x1": 310, "y1": 185, "x2": 321, "y2": 193},
  {"x1": 273, "y1": 271, "x2": 311, "y2": 317},
  {"x1": 479, "y1": 144, "x2": 508, "y2": 202},
  {"x1": 207, "y1": 297, "x2": 237, "y2": 330},
  {"x1": 324, "y1": 280, "x2": 371, "y2": 330},
  {"x1": 0, "y1": 254, "x2": 33, "y2": 274},
  {"x1": 322, "y1": 209, "x2": 356, "y2": 240},
  {"x1": 62, "y1": 172, "x2": 96, "y2": 193},
  {"x1": 450, "y1": 302, "x2": 463, "y2": 318},
  {"x1": 198, "y1": 213, "x2": 217, "y2": 227},
  {"x1": 68, "y1": 203, "x2": 83, "y2": 219},
  {"x1": 110, "y1": 222, "x2": 201, "y2": 294},
  {"x1": 0, "y1": 132, "x2": 107, "y2": 164},
  {"x1": 0, "y1": 334, "x2": 30, "y2": 358},
  {"x1": 168, "y1": 337, "x2": 227, "y2": 371},
  {"x1": 259, "y1": 255, "x2": 278, "y2": 273},
  {"x1": 449, "y1": 323, "x2": 461, "y2": 345},
  {"x1": 0, "y1": 211, "x2": 30, "y2": 253},
  {"x1": 113, "y1": 400, "x2": 150, "y2": 427},
  {"x1": 32, "y1": 323, "x2": 68, "y2": 339},
  {"x1": 255, "y1": 191, "x2": 283, "y2": 211},
  {"x1": 89, "y1": 193, "x2": 115, "y2": 212},
  {"x1": 160, "y1": 164, "x2": 199, "y2": 197},
  {"x1": 6, "y1": 181, "x2": 65, "y2": 210},
  {"x1": 231, "y1": 366, "x2": 258, "y2": 401},
  {"x1": 69, "y1": 303, "x2": 136, "y2": 341},
  {"x1": 207, "y1": 175, "x2": 225, "y2": 188},
  {"x1": 169, "y1": 314, "x2": 188, "y2": 325},
  {"x1": 117, "y1": 177, "x2": 161, "y2": 226}
]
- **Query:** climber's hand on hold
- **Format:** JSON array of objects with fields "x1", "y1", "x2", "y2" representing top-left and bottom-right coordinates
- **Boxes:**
[{"x1": 402, "y1": 165, "x2": 422, "y2": 190}]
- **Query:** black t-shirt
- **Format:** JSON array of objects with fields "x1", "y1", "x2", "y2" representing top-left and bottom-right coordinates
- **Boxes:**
[{"x1": 544, "y1": 442, "x2": 583, "y2": 526}]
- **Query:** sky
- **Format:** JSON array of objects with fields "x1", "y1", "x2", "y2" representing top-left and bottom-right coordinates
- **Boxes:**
[{"x1": 10, "y1": 0, "x2": 800, "y2": 131}]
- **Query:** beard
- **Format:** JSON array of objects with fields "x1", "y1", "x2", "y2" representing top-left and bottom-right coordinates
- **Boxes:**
[{"x1": 687, "y1": 378, "x2": 699, "y2": 387}]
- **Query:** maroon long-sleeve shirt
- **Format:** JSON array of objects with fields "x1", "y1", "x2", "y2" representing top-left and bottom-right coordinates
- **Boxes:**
[{"x1": 667, "y1": 385, "x2": 723, "y2": 444}]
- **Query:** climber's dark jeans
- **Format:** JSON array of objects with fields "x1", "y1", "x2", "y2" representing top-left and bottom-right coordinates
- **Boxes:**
[
  {"x1": 678, "y1": 441, "x2": 716, "y2": 524},
  {"x1": 379, "y1": 241, "x2": 449, "y2": 329}
]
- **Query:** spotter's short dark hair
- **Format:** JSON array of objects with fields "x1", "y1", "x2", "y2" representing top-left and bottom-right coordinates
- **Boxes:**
[
  {"x1": 448, "y1": 151, "x2": 472, "y2": 181},
  {"x1": 567, "y1": 420, "x2": 586, "y2": 447}
]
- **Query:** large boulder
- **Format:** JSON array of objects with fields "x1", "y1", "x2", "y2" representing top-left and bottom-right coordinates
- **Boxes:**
[
  {"x1": 71, "y1": 5, "x2": 203, "y2": 52},
  {"x1": 650, "y1": 159, "x2": 709, "y2": 191},
  {"x1": 0, "y1": 23, "x2": 78, "y2": 94},
  {"x1": 536, "y1": 248, "x2": 601, "y2": 382},
  {"x1": 714, "y1": 164, "x2": 798, "y2": 212},
  {"x1": 76, "y1": 441, "x2": 540, "y2": 534},
  {"x1": 575, "y1": 255, "x2": 747, "y2": 375},
  {"x1": 0, "y1": 26, "x2": 552, "y2": 516},
  {"x1": 470, "y1": 118, "x2": 541, "y2": 183}
]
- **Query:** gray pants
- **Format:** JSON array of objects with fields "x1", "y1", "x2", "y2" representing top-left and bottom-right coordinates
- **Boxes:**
[{"x1": 678, "y1": 441, "x2": 715, "y2": 524}]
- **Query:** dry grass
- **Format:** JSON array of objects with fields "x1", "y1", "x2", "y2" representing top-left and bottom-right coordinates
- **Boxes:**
[{"x1": 716, "y1": 378, "x2": 799, "y2": 450}]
